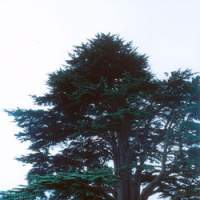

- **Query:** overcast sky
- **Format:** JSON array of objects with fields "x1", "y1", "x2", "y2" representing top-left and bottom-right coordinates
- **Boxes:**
[{"x1": 0, "y1": 0, "x2": 199, "y2": 197}]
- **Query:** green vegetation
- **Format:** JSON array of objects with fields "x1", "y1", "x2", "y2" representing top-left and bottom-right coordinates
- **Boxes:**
[{"x1": 1, "y1": 33, "x2": 200, "y2": 200}]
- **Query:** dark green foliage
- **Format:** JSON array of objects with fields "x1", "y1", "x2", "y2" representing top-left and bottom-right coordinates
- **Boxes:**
[
  {"x1": 1, "y1": 168, "x2": 116, "y2": 200},
  {"x1": 1, "y1": 34, "x2": 200, "y2": 200}
]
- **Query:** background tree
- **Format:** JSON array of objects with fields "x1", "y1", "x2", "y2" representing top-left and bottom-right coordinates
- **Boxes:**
[{"x1": 1, "y1": 33, "x2": 200, "y2": 200}]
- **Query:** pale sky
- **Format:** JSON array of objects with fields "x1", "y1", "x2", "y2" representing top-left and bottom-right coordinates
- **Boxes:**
[{"x1": 0, "y1": 0, "x2": 199, "y2": 197}]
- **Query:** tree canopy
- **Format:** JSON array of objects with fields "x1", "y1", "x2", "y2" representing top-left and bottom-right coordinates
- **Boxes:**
[{"x1": 1, "y1": 33, "x2": 200, "y2": 200}]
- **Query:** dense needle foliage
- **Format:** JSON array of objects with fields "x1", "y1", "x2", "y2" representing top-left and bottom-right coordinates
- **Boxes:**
[{"x1": 1, "y1": 33, "x2": 200, "y2": 200}]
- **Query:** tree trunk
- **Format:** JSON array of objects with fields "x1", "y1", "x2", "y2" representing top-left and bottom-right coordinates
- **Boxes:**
[{"x1": 116, "y1": 130, "x2": 135, "y2": 200}]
